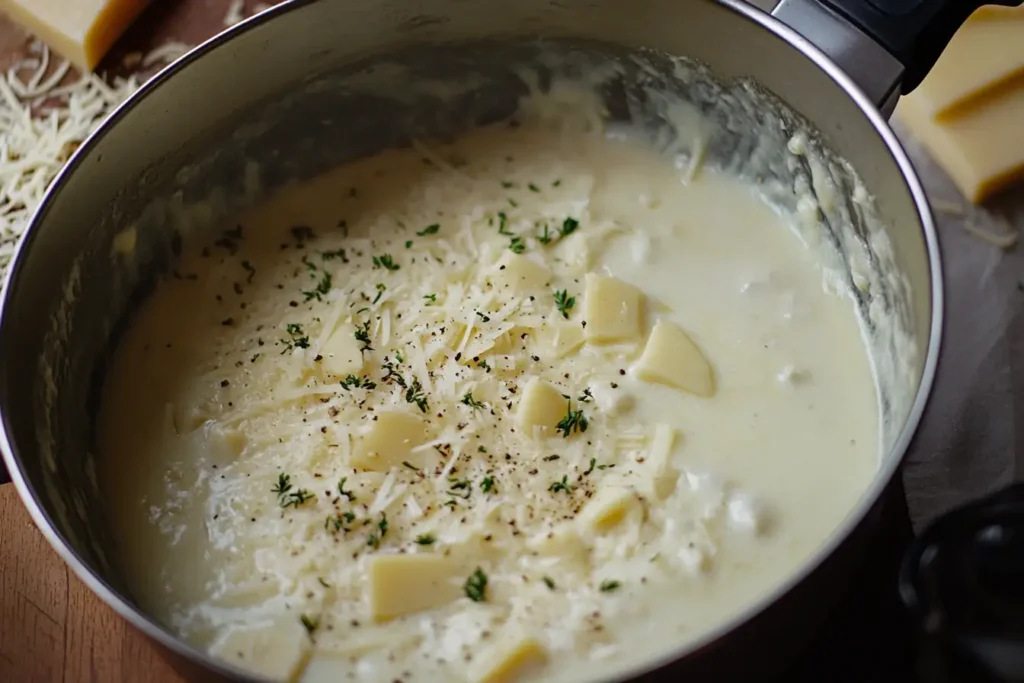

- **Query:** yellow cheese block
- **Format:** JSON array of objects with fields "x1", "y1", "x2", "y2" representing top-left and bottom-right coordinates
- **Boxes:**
[
  {"x1": 895, "y1": 84, "x2": 1024, "y2": 203},
  {"x1": 911, "y1": 16, "x2": 1024, "y2": 119},
  {"x1": 0, "y1": 0, "x2": 151, "y2": 71}
]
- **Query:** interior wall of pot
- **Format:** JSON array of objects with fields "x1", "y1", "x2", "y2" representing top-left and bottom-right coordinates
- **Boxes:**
[{"x1": 1, "y1": 0, "x2": 928, "y2": 601}]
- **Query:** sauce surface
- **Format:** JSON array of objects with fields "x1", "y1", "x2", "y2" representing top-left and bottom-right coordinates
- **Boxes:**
[{"x1": 98, "y1": 116, "x2": 878, "y2": 683}]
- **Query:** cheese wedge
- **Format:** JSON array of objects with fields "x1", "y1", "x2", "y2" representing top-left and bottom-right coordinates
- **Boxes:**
[
  {"x1": 895, "y1": 84, "x2": 1024, "y2": 203},
  {"x1": 0, "y1": 0, "x2": 152, "y2": 71},
  {"x1": 911, "y1": 17, "x2": 1024, "y2": 119}
]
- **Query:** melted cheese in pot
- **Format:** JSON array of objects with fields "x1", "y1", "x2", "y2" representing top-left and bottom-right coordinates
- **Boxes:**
[{"x1": 97, "y1": 117, "x2": 879, "y2": 683}]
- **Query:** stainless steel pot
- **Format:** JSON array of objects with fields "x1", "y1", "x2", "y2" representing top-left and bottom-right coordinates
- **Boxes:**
[{"x1": 1, "y1": 0, "x2": 1010, "y2": 680}]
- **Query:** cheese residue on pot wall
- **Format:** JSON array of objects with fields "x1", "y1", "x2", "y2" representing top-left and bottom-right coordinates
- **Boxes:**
[{"x1": 97, "y1": 83, "x2": 880, "y2": 683}]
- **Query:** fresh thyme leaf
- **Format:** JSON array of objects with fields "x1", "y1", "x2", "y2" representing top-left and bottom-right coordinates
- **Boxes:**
[
  {"x1": 461, "y1": 392, "x2": 485, "y2": 410},
  {"x1": 549, "y1": 475, "x2": 573, "y2": 494},
  {"x1": 282, "y1": 324, "x2": 310, "y2": 351},
  {"x1": 320, "y1": 248, "x2": 348, "y2": 263},
  {"x1": 417, "y1": 223, "x2": 440, "y2": 236},
  {"x1": 578, "y1": 388, "x2": 593, "y2": 403},
  {"x1": 477, "y1": 360, "x2": 491, "y2": 371},
  {"x1": 302, "y1": 271, "x2": 332, "y2": 302},
  {"x1": 372, "y1": 254, "x2": 400, "y2": 271},
  {"x1": 464, "y1": 567, "x2": 488, "y2": 602},
  {"x1": 325, "y1": 515, "x2": 345, "y2": 533},
  {"x1": 343, "y1": 511, "x2": 356, "y2": 523},
  {"x1": 415, "y1": 534, "x2": 436, "y2": 545},
  {"x1": 537, "y1": 223, "x2": 553, "y2": 244},
  {"x1": 341, "y1": 374, "x2": 376, "y2": 390},
  {"x1": 501, "y1": 180, "x2": 515, "y2": 189},
  {"x1": 599, "y1": 579, "x2": 622, "y2": 593},
  {"x1": 272, "y1": 473, "x2": 292, "y2": 497},
  {"x1": 583, "y1": 457, "x2": 597, "y2": 476},
  {"x1": 553, "y1": 289, "x2": 575, "y2": 319},
  {"x1": 395, "y1": 350, "x2": 404, "y2": 363},
  {"x1": 555, "y1": 402, "x2": 589, "y2": 438},
  {"x1": 402, "y1": 461, "x2": 422, "y2": 472},
  {"x1": 301, "y1": 254, "x2": 318, "y2": 272},
  {"x1": 508, "y1": 236, "x2": 526, "y2": 254},
  {"x1": 337, "y1": 477, "x2": 357, "y2": 502},
  {"x1": 318, "y1": 577, "x2": 331, "y2": 588},
  {"x1": 561, "y1": 217, "x2": 579, "y2": 237},
  {"x1": 354, "y1": 320, "x2": 373, "y2": 352},
  {"x1": 449, "y1": 478, "x2": 471, "y2": 491},
  {"x1": 382, "y1": 360, "x2": 406, "y2": 387},
  {"x1": 241, "y1": 260, "x2": 256, "y2": 283},
  {"x1": 405, "y1": 240, "x2": 413, "y2": 249},
  {"x1": 367, "y1": 532, "x2": 380, "y2": 548},
  {"x1": 528, "y1": 182, "x2": 540, "y2": 192},
  {"x1": 372, "y1": 283, "x2": 386, "y2": 304},
  {"x1": 543, "y1": 576, "x2": 556, "y2": 590},
  {"x1": 476, "y1": 311, "x2": 491, "y2": 323},
  {"x1": 377, "y1": 512, "x2": 388, "y2": 539},
  {"x1": 497, "y1": 212, "x2": 512, "y2": 236},
  {"x1": 552, "y1": 179, "x2": 562, "y2": 187},
  {"x1": 481, "y1": 476, "x2": 496, "y2": 493},
  {"x1": 281, "y1": 488, "x2": 315, "y2": 508},
  {"x1": 405, "y1": 378, "x2": 429, "y2": 412},
  {"x1": 508, "y1": 198, "x2": 519, "y2": 208},
  {"x1": 300, "y1": 614, "x2": 319, "y2": 634},
  {"x1": 423, "y1": 293, "x2": 437, "y2": 304}
]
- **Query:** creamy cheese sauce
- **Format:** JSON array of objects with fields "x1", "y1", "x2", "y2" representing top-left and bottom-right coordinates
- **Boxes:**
[{"x1": 97, "y1": 112, "x2": 879, "y2": 682}]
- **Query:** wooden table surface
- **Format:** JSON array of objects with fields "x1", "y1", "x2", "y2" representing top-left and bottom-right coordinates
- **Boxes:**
[{"x1": 0, "y1": 4, "x2": 281, "y2": 681}]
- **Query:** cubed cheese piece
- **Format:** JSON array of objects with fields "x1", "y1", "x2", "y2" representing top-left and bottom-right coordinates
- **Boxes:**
[
  {"x1": 547, "y1": 321, "x2": 585, "y2": 358},
  {"x1": 583, "y1": 273, "x2": 643, "y2": 344},
  {"x1": 895, "y1": 84, "x2": 1024, "y2": 203},
  {"x1": 913, "y1": 19, "x2": 1024, "y2": 120},
  {"x1": 320, "y1": 322, "x2": 364, "y2": 376},
  {"x1": 490, "y1": 252, "x2": 552, "y2": 293},
  {"x1": 644, "y1": 423, "x2": 679, "y2": 499},
  {"x1": 209, "y1": 620, "x2": 311, "y2": 682},
  {"x1": 351, "y1": 411, "x2": 426, "y2": 471},
  {"x1": 516, "y1": 378, "x2": 568, "y2": 435},
  {"x1": 578, "y1": 485, "x2": 639, "y2": 532},
  {"x1": 634, "y1": 320, "x2": 715, "y2": 397},
  {"x1": 368, "y1": 554, "x2": 460, "y2": 622},
  {"x1": 0, "y1": 0, "x2": 153, "y2": 72},
  {"x1": 469, "y1": 636, "x2": 548, "y2": 683}
]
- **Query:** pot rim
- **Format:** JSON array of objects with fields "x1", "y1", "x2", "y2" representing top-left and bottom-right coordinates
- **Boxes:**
[{"x1": 0, "y1": 0, "x2": 943, "y2": 681}]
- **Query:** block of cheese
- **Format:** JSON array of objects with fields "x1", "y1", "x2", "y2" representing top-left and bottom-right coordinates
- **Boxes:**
[
  {"x1": 895, "y1": 85, "x2": 1024, "y2": 203},
  {"x1": 911, "y1": 16, "x2": 1024, "y2": 119},
  {"x1": 0, "y1": 0, "x2": 152, "y2": 71}
]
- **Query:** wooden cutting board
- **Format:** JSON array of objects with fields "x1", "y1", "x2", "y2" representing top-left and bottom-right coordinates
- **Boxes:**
[{"x1": 0, "y1": 5, "x2": 281, "y2": 681}]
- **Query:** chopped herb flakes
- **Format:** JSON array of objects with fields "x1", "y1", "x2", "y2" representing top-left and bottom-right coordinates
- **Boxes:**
[
  {"x1": 462, "y1": 392, "x2": 485, "y2": 410},
  {"x1": 354, "y1": 320, "x2": 373, "y2": 352},
  {"x1": 556, "y1": 402, "x2": 589, "y2": 438},
  {"x1": 372, "y1": 254, "x2": 400, "y2": 271},
  {"x1": 417, "y1": 224, "x2": 440, "y2": 236},
  {"x1": 549, "y1": 475, "x2": 573, "y2": 494},
  {"x1": 282, "y1": 323, "x2": 310, "y2": 351},
  {"x1": 465, "y1": 567, "x2": 488, "y2": 602},
  {"x1": 481, "y1": 476, "x2": 496, "y2": 493},
  {"x1": 599, "y1": 579, "x2": 622, "y2": 593},
  {"x1": 415, "y1": 534, "x2": 436, "y2": 546},
  {"x1": 561, "y1": 217, "x2": 579, "y2": 237},
  {"x1": 423, "y1": 293, "x2": 437, "y2": 304},
  {"x1": 543, "y1": 576, "x2": 556, "y2": 590},
  {"x1": 405, "y1": 378, "x2": 429, "y2": 412},
  {"x1": 509, "y1": 236, "x2": 526, "y2": 254},
  {"x1": 302, "y1": 271, "x2": 332, "y2": 302},
  {"x1": 497, "y1": 212, "x2": 512, "y2": 236},
  {"x1": 372, "y1": 283, "x2": 386, "y2": 304},
  {"x1": 337, "y1": 477, "x2": 357, "y2": 502},
  {"x1": 341, "y1": 374, "x2": 376, "y2": 390},
  {"x1": 321, "y1": 248, "x2": 348, "y2": 262},
  {"x1": 554, "y1": 289, "x2": 576, "y2": 319}
]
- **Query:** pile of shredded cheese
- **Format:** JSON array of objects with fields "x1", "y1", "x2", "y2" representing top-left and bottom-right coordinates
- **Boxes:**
[{"x1": 0, "y1": 0, "x2": 278, "y2": 277}]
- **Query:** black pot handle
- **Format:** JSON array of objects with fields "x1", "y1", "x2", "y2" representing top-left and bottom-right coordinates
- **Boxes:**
[
  {"x1": 817, "y1": 0, "x2": 1024, "y2": 94},
  {"x1": 900, "y1": 483, "x2": 1024, "y2": 681}
]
